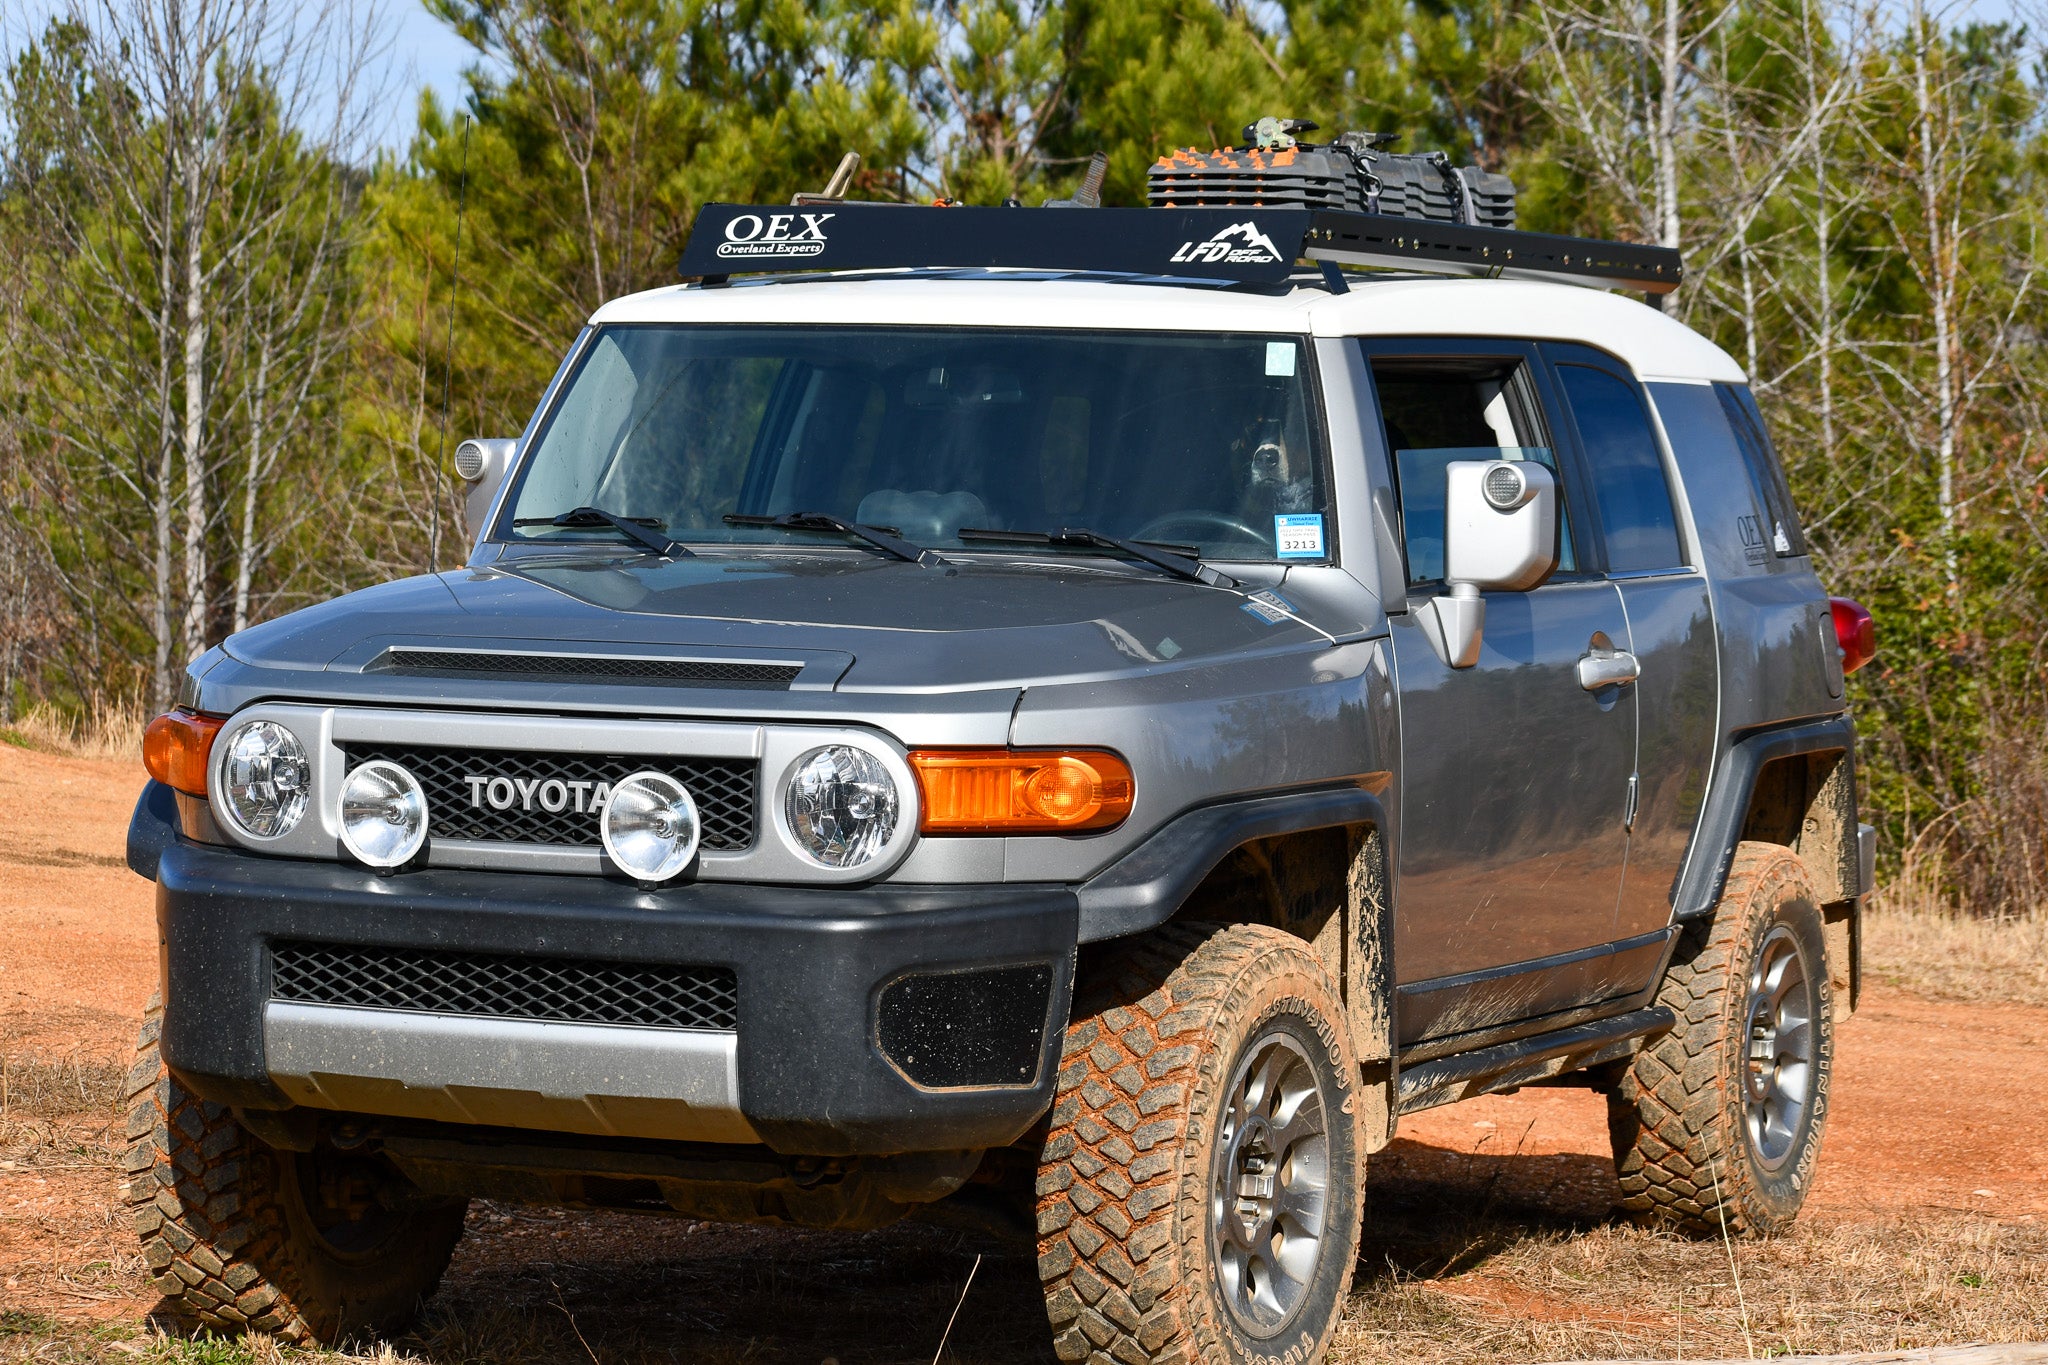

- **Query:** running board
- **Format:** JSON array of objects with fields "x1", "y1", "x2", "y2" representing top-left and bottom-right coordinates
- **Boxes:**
[{"x1": 1395, "y1": 1006, "x2": 1675, "y2": 1115}]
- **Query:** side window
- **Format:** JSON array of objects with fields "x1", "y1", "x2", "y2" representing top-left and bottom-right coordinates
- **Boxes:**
[
  {"x1": 1556, "y1": 363, "x2": 1685, "y2": 573},
  {"x1": 1714, "y1": 383, "x2": 1808, "y2": 557},
  {"x1": 1370, "y1": 357, "x2": 1573, "y2": 585}
]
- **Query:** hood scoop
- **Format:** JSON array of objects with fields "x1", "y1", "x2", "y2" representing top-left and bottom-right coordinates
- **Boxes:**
[{"x1": 371, "y1": 647, "x2": 804, "y2": 691}]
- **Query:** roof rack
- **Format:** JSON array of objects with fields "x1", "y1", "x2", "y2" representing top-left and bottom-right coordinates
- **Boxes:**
[{"x1": 677, "y1": 202, "x2": 1682, "y2": 296}]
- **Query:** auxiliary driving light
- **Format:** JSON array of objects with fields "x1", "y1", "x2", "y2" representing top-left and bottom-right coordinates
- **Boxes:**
[
  {"x1": 218, "y1": 719, "x2": 311, "y2": 839},
  {"x1": 338, "y1": 759, "x2": 429, "y2": 870},
  {"x1": 784, "y1": 745, "x2": 900, "y2": 869},
  {"x1": 600, "y1": 771, "x2": 701, "y2": 883}
]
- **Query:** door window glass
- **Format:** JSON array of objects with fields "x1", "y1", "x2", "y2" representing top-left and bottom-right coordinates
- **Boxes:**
[
  {"x1": 1556, "y1": 364, "x2": 1685, "y2": 572},
  {"x1": 1371, "y1": 359, "x2": 1572, "y2": 585}
]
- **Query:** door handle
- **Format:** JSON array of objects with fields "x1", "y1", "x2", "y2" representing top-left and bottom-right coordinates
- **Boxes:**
[{"x1": 1578, "y1": 648, "x2": 1640, "y2": 691}]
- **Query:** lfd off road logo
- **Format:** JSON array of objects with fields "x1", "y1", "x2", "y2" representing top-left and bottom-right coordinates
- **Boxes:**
[
  {"x1": 1170, "y1": 220, "x2": 1284, "y2": 265},
  {"x1": 717, "y1": 211, "x2": 835, "y2": 259}
]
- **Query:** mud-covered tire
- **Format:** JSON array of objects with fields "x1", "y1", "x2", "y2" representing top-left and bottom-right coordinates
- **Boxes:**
[
  {"x1": 1035, "y1": 923, "x2": 1362, "y2": 1365},
  {"x1": 122, "y1": 994, "x2": 467, "y2": 1344},
  {"x1": 1607, "y1": 842, "x2": 1835, "y2": 1236}
]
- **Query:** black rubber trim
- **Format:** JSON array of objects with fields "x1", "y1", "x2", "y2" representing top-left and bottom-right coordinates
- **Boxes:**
[
  {"x1": 127, "y1": 780, "x2": 180, "y2": 879},
  {"x1": 1671, "y1": 715, "x2": 1856, "y2": 921},
  {"x1": 1074, "y1": 785, "x2": 1387, "y2": 943}
]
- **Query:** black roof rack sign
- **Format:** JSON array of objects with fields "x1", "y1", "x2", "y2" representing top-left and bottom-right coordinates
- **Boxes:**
[
  {"x1": 677, "y1": 202, "x2": 1682, "y2": 295},
  {"x1": 680, "y1": 204, "x2": 1315, "y2": 285}
]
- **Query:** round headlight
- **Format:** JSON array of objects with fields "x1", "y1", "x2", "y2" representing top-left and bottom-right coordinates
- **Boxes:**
[
  {"x1": 601, "y1": 771, "x2": 701, "y2": 883},
  {"x1": 218, "y1": 720, "x2": 310, "y2": 839},
  {"x1": 338, "y1": 760, "x2": 429, "y2": 870},
  {"x1": 785, "y1": 745, "x2": 900, "y2": 868}
]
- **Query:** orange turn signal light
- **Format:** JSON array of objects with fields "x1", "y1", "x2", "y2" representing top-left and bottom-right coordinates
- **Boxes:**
[
  {"x1": 143, "y1": 709, "x2": 223, "y2": 797},
  {"x1": 910, "y1": 749, "x2": 1134, "y2": 834}
]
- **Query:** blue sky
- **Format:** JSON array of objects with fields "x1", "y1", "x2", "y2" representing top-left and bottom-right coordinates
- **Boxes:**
[{"x1": 379, "y1": 2, "x2": 483, "y2": 149}]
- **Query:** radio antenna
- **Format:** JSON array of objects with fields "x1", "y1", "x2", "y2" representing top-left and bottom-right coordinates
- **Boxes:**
[{"x1": 436, "y1": 114, "x2": 473, "y2": 492}]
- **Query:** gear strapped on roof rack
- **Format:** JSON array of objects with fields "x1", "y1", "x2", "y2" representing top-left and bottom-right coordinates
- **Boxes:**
[
  {"x1": 1148, "y1": 118, "x2": 1516, "y2": 230},
  {"x1": 675, "y1": 115, "x2": 1682, "y2": 295}
]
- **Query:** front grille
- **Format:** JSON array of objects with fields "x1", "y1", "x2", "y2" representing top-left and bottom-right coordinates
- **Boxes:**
[
  {"x1": 376, "y1": 649, "x2": 801, "y2": 691},
  {"x1": 271, "y1": 941, "x2": 738, "y2": 1031},
  {"x1": 341, "y1": 743, "x2": 755, "y2": 850}
]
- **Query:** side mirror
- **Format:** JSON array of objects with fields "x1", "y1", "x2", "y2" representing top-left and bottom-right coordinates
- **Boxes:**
[
  {"x1": 454, "y1": 438, "x2": 519, "y2": 540},
  {"x1": 1417, "y1": 460, "x2": 1560, "y2": 669}
]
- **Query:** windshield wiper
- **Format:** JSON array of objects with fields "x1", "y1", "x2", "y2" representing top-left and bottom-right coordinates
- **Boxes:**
[
  {"x1": 723, "y1": 511, "x2": 945, "y2": 567},
  {"x1": 956, "y1": 526, "x2": 1238, "y2": 588},
  {"x1": 513, "y1": 506, "x2": 691, "y2": 559}
]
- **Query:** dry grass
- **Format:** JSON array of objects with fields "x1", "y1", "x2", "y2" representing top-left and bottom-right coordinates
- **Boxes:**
[
  {"x1": 1862, "y1": 855, "x2": 2048, "y2": 1008},
  {"x1": 0, "y1": 697, "x2": 146, "y2": 763},
  {"x1": 6, "y1": 1146, "x2": 2048, "y2": 1365},
  {"x1": 0, "y1": 1052, "x2": 128, "y2": 1122},
  {"x1": 1329, "y1": 1161, "x2": 2048, "y2": 1363}
]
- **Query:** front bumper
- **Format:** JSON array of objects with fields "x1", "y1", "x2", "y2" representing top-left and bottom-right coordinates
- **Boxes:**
[{"x1": 155, "y1": 841, "x2": 1077, "y2": 1156}]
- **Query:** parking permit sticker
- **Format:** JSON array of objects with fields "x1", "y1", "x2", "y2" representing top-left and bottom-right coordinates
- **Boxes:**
[
  {"x1": 1265, "y1": 341, "x2": 1297, "y2": 377},
  {"x1": 1273, "y1": 513, "x2": 1325, "y2": 559},
  {"x1": 1240, "y1": 589, "x2": 1298, "y2": 626},
  {"x1": 1242, "y1": 599, "x2": 1288, "y2": 625}
]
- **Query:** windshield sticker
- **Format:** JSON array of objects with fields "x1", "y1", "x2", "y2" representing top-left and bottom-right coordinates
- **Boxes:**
[
  {"x1": 1265, "y1": 342, "x2": 1297, "y2": 377},
  {"x1": 1170, "y1": 221, "x2": 1284, "y2": 266},
  {"x1": 716, "y1": 211, "x2": 835, "y2": 260},
  {"x1": 1274, "y1": 513, "x2": 1326, "y2": 560}
]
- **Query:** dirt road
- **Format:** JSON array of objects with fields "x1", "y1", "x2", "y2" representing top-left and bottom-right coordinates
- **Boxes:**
[{"x1": 4, "y1": 744, "x2": 2044, "y2": 1362}]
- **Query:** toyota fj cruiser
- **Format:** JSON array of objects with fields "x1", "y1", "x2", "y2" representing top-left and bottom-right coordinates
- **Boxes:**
[{"x1": 126, "y1": 126, "x2": 1876, "y2": 1365}]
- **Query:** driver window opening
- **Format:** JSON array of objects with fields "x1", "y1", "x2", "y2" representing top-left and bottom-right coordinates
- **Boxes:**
[{"x1": 1370, "y1": 357, "x2": 1574, "y2": 586}]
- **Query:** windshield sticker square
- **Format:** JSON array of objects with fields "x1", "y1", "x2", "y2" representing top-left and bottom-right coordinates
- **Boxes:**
[
  {"x1": 1265, "y1": 341, "x2": 1297, "y2": 377},
  {"x1": 1274, "y1": 513, "x2": 1325, "y2": 560}
]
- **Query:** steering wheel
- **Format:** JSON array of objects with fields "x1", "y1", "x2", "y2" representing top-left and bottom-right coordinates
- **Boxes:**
[{"x1": 1131, "y1": 509, "x2": 1269, "y2": 548}]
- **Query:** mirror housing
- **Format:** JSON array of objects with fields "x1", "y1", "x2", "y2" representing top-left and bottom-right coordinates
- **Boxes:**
[
  {"x1": 454, "y1": 438, "x2": 518, "y2": 541},
  {"x1": 1417, "y1": 459, "x2": 1561, "y2": 669}
]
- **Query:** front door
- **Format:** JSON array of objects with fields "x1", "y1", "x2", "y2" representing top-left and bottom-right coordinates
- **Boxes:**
[{"x1": 1367, "y1": 343, "x2": 1638, "y2": 1045}]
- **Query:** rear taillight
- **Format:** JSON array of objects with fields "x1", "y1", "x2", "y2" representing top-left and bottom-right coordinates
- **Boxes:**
[{"x1": 1829, "y1": 597, "x2": 1876, "y2": 675}]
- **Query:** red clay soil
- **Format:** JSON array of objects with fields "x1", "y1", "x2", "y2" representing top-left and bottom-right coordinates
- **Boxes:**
[{"x1": 3, "y1": 746, "x2": 2044, "y2": 1330}]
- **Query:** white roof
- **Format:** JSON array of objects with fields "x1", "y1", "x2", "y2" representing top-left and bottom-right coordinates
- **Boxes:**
[{"x1": 590, "y1": 271, "x2": 1745, "y2": 385}]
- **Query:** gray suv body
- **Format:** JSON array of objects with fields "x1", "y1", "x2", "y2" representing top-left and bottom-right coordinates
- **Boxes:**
[{"x1": 127, "y1": 248, "x2": 1871, "y2": 1362}]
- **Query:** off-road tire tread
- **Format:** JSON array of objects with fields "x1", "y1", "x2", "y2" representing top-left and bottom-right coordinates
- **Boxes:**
[
  {"x1": 1608, "y1": 842, "x2": 1830, "y2": 1237},
  {"x1": 121, "y1": 992, "x2": 457, "y2": 1343},
  {"x1": 1035, "y1": 922, "x2": 1359, "y2": 1365}
]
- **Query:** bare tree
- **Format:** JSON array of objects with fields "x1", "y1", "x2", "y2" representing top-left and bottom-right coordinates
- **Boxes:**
[{"x1": 3, "y1": 0, "x2": 384, "y2": 707}]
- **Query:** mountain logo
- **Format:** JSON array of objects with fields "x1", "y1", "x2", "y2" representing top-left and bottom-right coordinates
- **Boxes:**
[{"x1": 1170, "y1": 221, "x2": 1285, "y2": 266}]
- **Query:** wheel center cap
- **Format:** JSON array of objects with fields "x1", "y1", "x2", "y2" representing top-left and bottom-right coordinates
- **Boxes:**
[
  {"x1": 1230, "y1": 1116, "x2": 1278, "y2": 1237},
  {"x1": 1746, "y1": 1008, "x2": 1778, "y2": 1100}
]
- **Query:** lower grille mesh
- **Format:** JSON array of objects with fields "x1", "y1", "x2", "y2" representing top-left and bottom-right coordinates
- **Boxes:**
[{"x1": 270, "y1": 942, "x2": 738, "y2": 1031}]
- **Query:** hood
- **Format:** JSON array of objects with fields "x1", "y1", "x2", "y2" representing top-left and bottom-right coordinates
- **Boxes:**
[{"x1": 222, "y1": 548, "x2": 1345, "y2": 693}]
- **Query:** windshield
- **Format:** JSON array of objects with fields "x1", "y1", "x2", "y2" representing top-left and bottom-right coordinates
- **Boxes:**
[{"x1": 498, "y1": 325, "x2": 1329, "y2": 563}]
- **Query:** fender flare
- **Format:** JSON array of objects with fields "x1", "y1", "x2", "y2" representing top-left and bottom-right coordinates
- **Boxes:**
[
  {"x1": 1074, "y1": 785, "x2": 1389, "y2": 943},
  {"x1": 1671, "y1": 714, "x2": 1859, "y2": 922}
]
